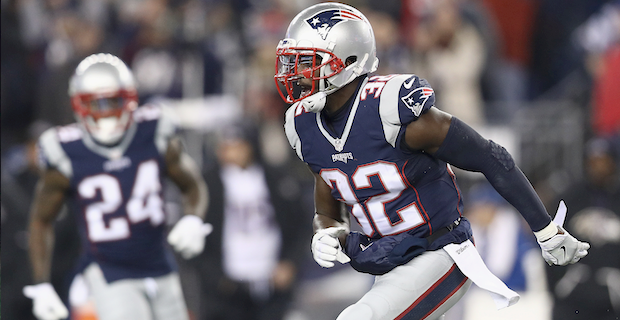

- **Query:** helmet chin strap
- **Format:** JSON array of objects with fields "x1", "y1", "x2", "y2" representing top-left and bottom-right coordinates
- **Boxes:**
[
  {"x1": 319, "y1": 53, "x2": 328, "y2": 93},
  {"x1": 300, "y1": 91, "x2": 327, "y2": 113},
  {"x1": 352, "y1": 53, "x2": 369, "y2": 77}
]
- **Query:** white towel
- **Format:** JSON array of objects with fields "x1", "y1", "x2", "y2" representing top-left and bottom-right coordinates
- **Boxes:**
[{"x1": 443, "y1": 239, "x2": 520, "y2": 309}]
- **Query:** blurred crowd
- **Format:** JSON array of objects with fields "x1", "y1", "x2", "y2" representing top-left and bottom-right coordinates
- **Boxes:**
[
  {"x1": 1, "y1": 0, "x2": 619, "y2": 319},
  {"x1": 2, "y1": 0, "x2": 620, "y2": 162}
]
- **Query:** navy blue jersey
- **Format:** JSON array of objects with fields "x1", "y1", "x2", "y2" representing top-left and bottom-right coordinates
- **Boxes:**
[
  {"x1": 285, "y1": 74, "x2": 463, "y2": 239},
  {"x1": 38, "y1": 105, "x2": 178, "y2": 283}
]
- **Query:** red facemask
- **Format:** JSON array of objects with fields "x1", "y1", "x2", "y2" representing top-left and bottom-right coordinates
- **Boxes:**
[{"x1": 274, "y1": 46, "x2": 345, "y2": 104}]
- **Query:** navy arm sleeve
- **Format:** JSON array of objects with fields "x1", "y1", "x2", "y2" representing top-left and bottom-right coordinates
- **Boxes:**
[{"x1": 433, "y1": 117, "x2": 552, "y2": 231}]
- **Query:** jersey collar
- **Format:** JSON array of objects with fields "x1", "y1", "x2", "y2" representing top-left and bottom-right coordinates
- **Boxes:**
[
  {"x1": 81, "y1": 121, "x2": 138, "y2": 159},
  {"x1": 316, "y1": 77, "x2": 368, "y2": 152}
]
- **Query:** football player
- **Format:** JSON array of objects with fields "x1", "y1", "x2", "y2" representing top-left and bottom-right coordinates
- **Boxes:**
[
  {"x1": 23, "y1": 53, "x2": 211, "y2": 320},
  {"x1": 275, "y1": 3, "x2": 590, "y2": 320}
]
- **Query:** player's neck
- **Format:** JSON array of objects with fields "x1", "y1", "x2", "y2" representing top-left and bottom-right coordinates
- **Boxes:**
[{"x1": 325, "y1": 77, "x2": 363, "y2": 114}]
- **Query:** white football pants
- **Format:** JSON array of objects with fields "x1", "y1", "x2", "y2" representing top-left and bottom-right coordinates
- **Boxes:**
[
  {"x1": 83, "y1": 263, "x2": 190, "y2": 320},
  {"x1": 337, "y1": 249, "x2": 472, "y2": 320}
]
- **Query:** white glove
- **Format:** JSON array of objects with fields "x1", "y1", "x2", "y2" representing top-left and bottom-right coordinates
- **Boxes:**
[
  {"x1": 538, "y1": 225, "x2": 590, "y2": 266},
  {"x1": 311, "y1": 227, "x2": 351, "y2": 268},
  {"x1": 167, "y1": 215, "x2": 213, "y2": 259},
  {"x1": 536, "y1": 201, "x2": 590, "y2": 266},
  {"x1": 23, "y1": 283, "x2": 69, "y2": 320}
]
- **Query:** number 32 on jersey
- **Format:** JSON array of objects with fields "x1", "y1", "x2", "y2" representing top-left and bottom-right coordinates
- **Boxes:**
[{"x1": 321, "y1": 161, "x2": 425, "y2": 237}]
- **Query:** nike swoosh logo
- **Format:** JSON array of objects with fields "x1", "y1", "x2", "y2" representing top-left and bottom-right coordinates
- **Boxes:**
[
  {"x1": 403, "y1": 77, "x2": 416, "y2": 89},
  {"x1": 360, "y1": 242, "x2": 373, "y2": 251}
]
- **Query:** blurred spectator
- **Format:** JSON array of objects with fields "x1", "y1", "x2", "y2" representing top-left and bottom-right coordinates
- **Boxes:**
[
  {"x1": 479, "y1": 0, "x2": 538, "y2": 79},
  {"x1": 1, "y1": 121, "x2": 47, "y2": 320},
  {"x1": 529, "y1": 0, "x2": 610, "y2": 99},
  {"x1": 365, "y1": 8, "x2": 410, "y2": 75},
  {"x1": 476, "y1": 0, "x2": 538, "y2": 122},
  {"x1": 591, "y1": 44, "x2": 620, "y2": 139},
  {"x1": 124, "y1": 0, "x2": 223, "y2": 102},
  {"x1": 200, "y1": 1, "x2": 248, "y2": 96},
  {"x1": 410, "y1": 0, "x2": 487, "y2": 127},
  {"x1": 239, "y1": 0, "x2": 293, "y2": 123},
  {"x1": 111, "y1": 0, "x2": 223, "y2": 104},
  {"x1": 35, "y1": 12, "x2": 106, "y2": 126},
  {"x1": 1, "y1": 120, "x2": 80, "y2": 320},
  {"x1": 547, "y1": 137, "x2": 620, "y2": 320},
  {"x1": 197, "y1": 120, "x2": 310, "y2": 320},
  {"x1": 1, "y1": 0, "x2": 40, "y2": 153},
  {"x1": 467, "y1": 182, "x2": 539, "y2": 292},
  {"x1": 574, "y1": 1, "x2": 620, "y2": 139}
]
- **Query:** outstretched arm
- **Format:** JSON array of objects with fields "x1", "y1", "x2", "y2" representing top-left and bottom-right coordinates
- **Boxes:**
[
  {"x1": 404, "y1": 107, "x2": 589, "y2": 265},
  {"x1": 404, "y1": 107, "x2": 551, "y2": 231}
]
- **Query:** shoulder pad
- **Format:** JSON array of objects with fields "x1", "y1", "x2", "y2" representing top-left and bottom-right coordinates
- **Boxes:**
[
  {"x1": 398, "y1": 75, "x2": 435, "y2": 118},
  {"x1": 379, "y1": 74, "x2": 435, "y2": 118},
  {"x1": 284, "y1": 102, "x2": 304, "y2": 161},
  {"x1": 56, "y1": 124, "x2": 83, "y2": 143},
  {"x1": 38, "y1": 127, "x2": 73, "y2": 178},
  {"x1": 133, "y1": 104, "x2": 163, "y2": 123},
  {"x1": 373, "y1": 74, "x2": 435, "y2": 147}
]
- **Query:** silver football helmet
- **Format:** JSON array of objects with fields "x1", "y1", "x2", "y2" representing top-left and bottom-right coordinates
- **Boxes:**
[
  {"x1": 69, "y1": 53, "x2": 138, "y2": 145},
  {"x1": 275, "y1": 2, "x2": 379, "y2": 104}
]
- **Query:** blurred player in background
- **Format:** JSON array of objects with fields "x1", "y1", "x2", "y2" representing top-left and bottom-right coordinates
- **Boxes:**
[
  {"x1": 547, "y1": 137, "x2": 620, "y2": 320},
  {"x1": 276, "y1": 3, "x2": 590, "y2": 320},
  {"x1": 23, "y1": 53, "x2": 211, "y2": 320},
  {"x1": 197, "y1": 121, "x2": 309, "y2": 320}
]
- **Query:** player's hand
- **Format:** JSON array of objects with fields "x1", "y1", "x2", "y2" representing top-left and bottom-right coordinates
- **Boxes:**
[
  {"x1": 23, "y1": 283, "x2": 69, "y2": 320},
  {"x1": 538, "y1": 225, "x2": 590, "y2": 266},
  {"x1": 536, "y1": 201, "x2": 590, "y2": 266},
  {"x1": 311, "y1": 227, "x2": 351, "y2": 268},
  {"x1": 167, "y1": 215, "x2": 213, "y2": 259}
]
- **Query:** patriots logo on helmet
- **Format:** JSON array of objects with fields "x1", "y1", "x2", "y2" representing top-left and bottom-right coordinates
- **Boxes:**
[
  {"x1": 306, "y1": 9, "x2": 363, "y2": 40},
  {"x1": 401, "y1": 87, "x2": 434, "y2": 117}
]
